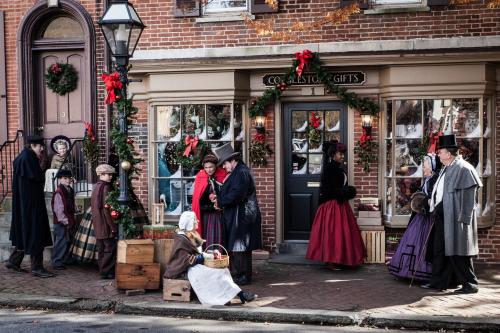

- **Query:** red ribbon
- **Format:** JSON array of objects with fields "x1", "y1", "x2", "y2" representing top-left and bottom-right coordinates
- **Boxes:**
[
  {"x1": 309, "y1": 112, "x2": 321, "y2": 129},
  {"x1": 295, "y1": 49, "x2": 313, "y2": 78},
  {"x1": 427, "y1": 131, "x2": 443, "y2": 154},
  {"x1": 84, "y1": 122, "x2": 96, "y2": 141},
  {"x1": 253, "y1": 133, "x2": 266, "y2": 143},
  {"x1": 360, "y1": 127, "x2": 372, "y2": 146},
  {"x1": 183, "y1": 135, "x2": 199, "y2": 157},
  {"x1": 101, "y1": 72, "x2": 123, "y2": 105}
]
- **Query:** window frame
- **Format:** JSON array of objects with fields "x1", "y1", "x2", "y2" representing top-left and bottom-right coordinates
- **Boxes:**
[
  {"x1": 203, "y1": 0, "x2": 249, "y2": 14},
  {"x1": 381, "y1": 95, "x2": 494, "y2": 229}
]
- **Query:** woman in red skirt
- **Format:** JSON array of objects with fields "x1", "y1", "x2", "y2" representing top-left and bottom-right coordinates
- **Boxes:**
[{"x1": 306, "y1": 140, "x2": 366, "y2": 268}]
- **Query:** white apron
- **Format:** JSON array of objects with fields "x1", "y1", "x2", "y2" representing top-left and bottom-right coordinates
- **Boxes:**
[{"x1": 187, "y1": 264, "x2": 241, "y2": 305}]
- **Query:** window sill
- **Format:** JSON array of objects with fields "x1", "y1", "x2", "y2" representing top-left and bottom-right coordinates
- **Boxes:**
[
  {"x1": 364, "y1": 5, "x2": 430, "y2": 14},
  {"x1": 196, "y1": 14, "x2": 254, "y2": 23}
]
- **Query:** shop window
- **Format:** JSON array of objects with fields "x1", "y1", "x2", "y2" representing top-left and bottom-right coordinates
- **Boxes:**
[
  {"x1": 383, "y1": 98, "x2": 493, "y2": 228},
  {"x1": 372, "y1": 0, "x2": 423, "y2": 5},
  {"x1": 153, "y1": 103, "x2": 245, "y2": 218}
]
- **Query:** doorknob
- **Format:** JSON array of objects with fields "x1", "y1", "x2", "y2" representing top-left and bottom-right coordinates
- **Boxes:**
[{"x1": 36, "y1": 126, "x2": 44, "y2": 131}]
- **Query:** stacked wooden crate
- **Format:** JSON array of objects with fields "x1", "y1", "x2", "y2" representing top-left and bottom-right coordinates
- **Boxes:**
[{"x1": 116, "y1": 239, "x2": 161, "y2": 290}]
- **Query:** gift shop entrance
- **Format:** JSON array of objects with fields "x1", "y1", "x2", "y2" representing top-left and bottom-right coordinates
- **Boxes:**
[{"x1": 283, "y1": 102, "x2": 347, "y2": 240}]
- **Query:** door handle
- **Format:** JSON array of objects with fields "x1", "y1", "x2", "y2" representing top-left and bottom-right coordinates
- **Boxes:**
[{"x1": 36, "y1": 126, "x2": 44, "y2": 131}]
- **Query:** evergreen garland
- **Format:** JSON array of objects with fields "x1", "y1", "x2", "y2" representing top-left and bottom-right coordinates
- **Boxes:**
[
  {"x1": 249, "y1": 51, "x2": 380, "y2": 169},
  {"x1": 45, "y1": 63, "x2": 78, "y2": 96}
]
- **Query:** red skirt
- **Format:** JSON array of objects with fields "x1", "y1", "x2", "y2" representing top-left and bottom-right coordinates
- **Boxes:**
[{"x1": 306, "y1": 200, "x2": 366, "y2": 266}]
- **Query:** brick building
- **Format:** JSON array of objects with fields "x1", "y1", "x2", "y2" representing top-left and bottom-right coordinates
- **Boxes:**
[{"x1": 0, "y1": 0, "x2": 499, "y2": 263}]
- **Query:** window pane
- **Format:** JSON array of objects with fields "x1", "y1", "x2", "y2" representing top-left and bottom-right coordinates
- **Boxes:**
[
  {"x1": 157, "y1": 106, "x2": 181, "y2": 141},
  {"x1": 165, "y1": 179, "x2": 182, "y2": 215},
  {"x1": 395, "y1": 100, "x2": 422, "y2": 138},
  {"x1": 205, "y1": 0, "x2": 247, "y2": 12},
  {"x1": 234, "y1": 104, "x2": 244, "y2": 141},
  {"x1": 184, "y1": 180, "x2": 195, "y2": 211},
  {"x1": 158, "y1": 142, "x2": 180, "y2": 178},
  {"x1": 395, "y1": 178, "x2": 420, "y2": 216},
  {"x1": 182, "y1": 105, "x2": 205, "y2": 137},
  {"x1": 457, "y1": 138, "x2": 479, "y2": 169},
  {"x1": 309, "y1": 154, "x2": 323, "y2": 175},
  {"x1": 452, "y1": 99, "x2": 480, "y2": 137},
  {"x1": 292, "y1": 154, "x2": 307, "y2": 175},
  {"x1": 386, "y1": 100, "x2": 393, "y2": 139},
  {"x1": 386, "y1": 140, "x2": 392, "y2": 177},
  {"x1": 207, "y1": 104, "x2": 231, "y2": 140},
  {"x1": 43, "y1": 17, "x2": 84, "y2": 39}
]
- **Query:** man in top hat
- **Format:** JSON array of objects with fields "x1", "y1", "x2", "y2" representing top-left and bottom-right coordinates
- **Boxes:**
[
  {"x1": 423, "y1": 134, "x2": 482, "y2": 294},
  {"x1": 6, "y1": 135, "x2": 54, "y2": 278},
  {"x1": 212, "y1": 143, "x2": 262, "y2": 285}
]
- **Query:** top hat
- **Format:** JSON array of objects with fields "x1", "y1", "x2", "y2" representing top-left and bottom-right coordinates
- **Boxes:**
[
  {"x1": 438, "y1": 134, "x2": 458, "y2": 150},
  {"x1": 27, "y1": 135, "x2": 45, "y2": 145},
  {"x1": 50, "y1": 135, "x2": 71, "y2": 153},
  {"x1": 213, "y1": 143, "x2": 240, "y2": 166},
  {"x1": 55, "y1": 169, "x2": 73, "y2": 178}
]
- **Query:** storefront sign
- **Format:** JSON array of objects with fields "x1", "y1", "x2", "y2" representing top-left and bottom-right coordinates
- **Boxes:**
[{"x1": 263, "y1": 71, "x2": 366, "y2": 86}]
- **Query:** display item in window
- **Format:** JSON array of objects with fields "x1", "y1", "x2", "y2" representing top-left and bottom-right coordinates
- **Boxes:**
[{"x1": 306, "y1": 140, "x2": 366, "y2": 268}]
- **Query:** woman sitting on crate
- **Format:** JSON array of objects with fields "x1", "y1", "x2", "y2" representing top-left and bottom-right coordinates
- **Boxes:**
[{"x1": 164, "y1": 211, "x2": 256, "y2": 305}]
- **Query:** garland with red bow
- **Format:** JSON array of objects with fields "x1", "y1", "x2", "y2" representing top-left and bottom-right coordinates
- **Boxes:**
[
  {"x1": 176, "y1": 135, "x2": 207, "y2": 169},
  {"x1": 248, "y1": 49, "x2": 380, "y2": 169},
  {"x1": 249, "y1": 132, "x2": 273, "y2": 167},
  {"x1": 102, "y1": 72, "x2": 123, "y2": 104},
  {"x1": 82, "y1": 122, "x2": 99, "y2": 163}
]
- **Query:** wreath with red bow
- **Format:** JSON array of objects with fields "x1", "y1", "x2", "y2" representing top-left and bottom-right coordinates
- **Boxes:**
[
  {"x1": 176, "y1": 135, "x2": 207, "y2": 169},
  {"x1": 45, "y1": 63, "x2": 78, "y2": 96}
]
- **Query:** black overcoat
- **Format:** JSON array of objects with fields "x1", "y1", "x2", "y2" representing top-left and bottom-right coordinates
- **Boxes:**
[
  {"x1": 318, "y1": 160, "x2": 356, "y2": 205},
  {"x1": 9, "y1": 148, "x2": 53, "y2": 254},
  {"x1": 217, "y1": 162, "x2": 262, "y2": 252}
]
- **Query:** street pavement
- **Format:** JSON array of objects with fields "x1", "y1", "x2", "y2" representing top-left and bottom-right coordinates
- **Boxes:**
[{"x1": 0, "y1": 260, "x2": 499, "y2": 331}]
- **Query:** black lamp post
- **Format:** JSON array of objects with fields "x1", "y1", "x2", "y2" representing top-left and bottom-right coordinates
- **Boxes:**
[{"x1": 98, "y1": 0, "x2": 145, "y2": 238}]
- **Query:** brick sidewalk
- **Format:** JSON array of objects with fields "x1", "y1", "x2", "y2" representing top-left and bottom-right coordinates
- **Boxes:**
[{"x1": 0, "y1": 261, "x2": 499, "y2": 318}]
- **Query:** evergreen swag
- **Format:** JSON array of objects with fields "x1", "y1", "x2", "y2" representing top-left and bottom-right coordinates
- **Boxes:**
[
  {"x1": 249, "y1": 50, "x2": 380, "y2": 171},
  {"x1": 176, "y1": 135, "x2": 206, "y2": 170},
  {"x1": 45, "y1": 63, "x2": 78, "y2": 96},
  {"x1": 83, "y1": 122, "x2": 99, "y2": 164},
  {"x1": 101, "y1": 67, "x2": 143, "y2": 238}
]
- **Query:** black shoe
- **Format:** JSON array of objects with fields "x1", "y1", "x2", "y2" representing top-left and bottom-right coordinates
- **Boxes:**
[
  {"x1": 52, "y1": 265, "x2": 66, "y2": 270},
  {"x1": 238, "y1": 291, "x2": 256, "y2": 304},
  {"x1": 31, "y1": 268, "x2": 55, "y2": 278},
  {"x1": 234, "y1": 276, "x2": 251, "y2": 286},
  {"x1": 453, "y1": 285, "x2": 479, "y2": 294},
  {"x1": 5, "y1": 262, "x2": 28, "y2": 273}
]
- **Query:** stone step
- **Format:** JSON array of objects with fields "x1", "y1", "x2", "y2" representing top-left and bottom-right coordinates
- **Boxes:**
[
  {"x1": 0, "y1": 242, "x2": 53, "y2": 263},
  {"x1": 0, "y1": 225, "x2": 11, "y2": 242},
  {"x1": 278, "y1": 241, "x2": 309, "y2": 256},
  {"x1": 0, "y1": 212, "x2": 11, "y2": 227}
]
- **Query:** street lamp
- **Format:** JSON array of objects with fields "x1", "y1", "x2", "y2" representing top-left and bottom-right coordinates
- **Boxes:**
[{"x1": 98, "y1": 0, "x2": 145, "y2": 238}]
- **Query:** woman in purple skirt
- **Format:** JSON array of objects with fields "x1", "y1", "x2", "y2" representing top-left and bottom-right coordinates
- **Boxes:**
[{"x1": 388, "y1": 155, "x2": 440, "y2": 281}]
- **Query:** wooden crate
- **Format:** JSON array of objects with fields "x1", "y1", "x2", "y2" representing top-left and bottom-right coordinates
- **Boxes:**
[
  {"x1": 153, "y1": 239, "x2": 175, "y2": 277},
  {"x1": 116, "y1": 262, "x2": 161, "y2": 290},
  {"x1": 163, "y1": 278, "x2": 191, "y2": 302},
  {"x1": 117, "y1": 239, "x2": 154, "y2": 264},
  {"x1": 361, "y1": 229, "x2": 386, "y2": 264}
]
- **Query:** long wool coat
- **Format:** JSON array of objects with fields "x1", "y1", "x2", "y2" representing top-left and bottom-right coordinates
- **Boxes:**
[
  {"x1": 10, "y1": 148, "x2": 53, "y2": 254},
  {"x1": 164, "y1": 233, "x2": 199, "y2": 279},
  {"x1": 442, "y1": 157, "x2": 482, "y2": 256},
  {"x1": 91, "y1": 181, "x2": 117, "y2": 240},
  {"x1": 217, "y1": 162, "x2": 262, "y2": 252}
]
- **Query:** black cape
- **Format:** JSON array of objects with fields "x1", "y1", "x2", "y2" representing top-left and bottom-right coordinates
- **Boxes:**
[
  {"x1": 9, "y1": 148, "x2": 53, "y2": 254},
  {"x1": 318, "y1": 160, "x2": 356, "y2": 205},
  {"x1": 217, "y1": 162, "x2": 262, "y2": 252}
]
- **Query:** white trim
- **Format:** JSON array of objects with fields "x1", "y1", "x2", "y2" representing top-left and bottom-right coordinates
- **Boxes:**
[{"x1": 132, "y1": 36, "x2": 500, "y2": 61}]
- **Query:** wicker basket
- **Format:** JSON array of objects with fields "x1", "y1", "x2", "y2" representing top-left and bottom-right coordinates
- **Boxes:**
[{"x1": 203, "y1": 244, "x2": 230, "y2": 269}]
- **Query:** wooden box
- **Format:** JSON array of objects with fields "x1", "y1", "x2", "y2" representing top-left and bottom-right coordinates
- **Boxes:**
[
  {"x1": 154, "y1": 239, "x2": 175, "y2": 277},
  {"x1": 143, "y1": 224, "x2": 176, "y2": 240},
  {"x1": 117, "y1": 239, "x2": 154, "y2": 264},
  {"x1": 361, "y1": 228, "x2": 386, "y2": 264},
  {"x1": 163, "y1": 278, "x2": 191, "y2": 302},
  {"x1": 116, "y1": 262, "x2": 161, "y2": 290}
]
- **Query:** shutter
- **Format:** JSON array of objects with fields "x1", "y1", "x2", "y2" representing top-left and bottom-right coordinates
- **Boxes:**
[
  {"x1": 0, "y1": 11, "x2": 7, "y2": 143},
  {"x1": 427, "y1": 0, "x2": 449, "y2": 6},
  {"x1": 174, "y1": 0, "x2": 200, "y2": 17},
  {"x1": 339, "y1": 0, "x2": 369, "y2": 10},
  {"x1": 251, "y1": 0, "x2": 279, "y2": 14}
]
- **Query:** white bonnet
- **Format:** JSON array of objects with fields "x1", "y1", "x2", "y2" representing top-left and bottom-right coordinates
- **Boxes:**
[{"x1": 178, "y1": 211, "x2": 197, "y2": 232}]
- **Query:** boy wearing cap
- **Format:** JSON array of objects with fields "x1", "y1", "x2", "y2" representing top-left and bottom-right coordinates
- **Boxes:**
[
  {"x1": 91, "y1": 164, "x2": 118, "y2": 279},
  {"x1": 51, "y1": 169, "x2": 76, "y2": 270}
]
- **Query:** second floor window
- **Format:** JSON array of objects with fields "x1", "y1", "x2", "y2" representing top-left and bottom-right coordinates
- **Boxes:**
[{"x1": 204, "y1": 0, "x2": 248, "y2": 13}]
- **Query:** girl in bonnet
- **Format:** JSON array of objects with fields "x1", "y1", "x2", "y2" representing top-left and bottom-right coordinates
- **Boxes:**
[{"x1": 164, "y1": 211, "x2": 256, "y2": 305}]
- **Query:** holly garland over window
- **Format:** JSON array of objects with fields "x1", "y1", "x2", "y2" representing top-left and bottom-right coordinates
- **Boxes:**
[
  {"x1": 101, "y1": 67, "x2": 143, "y2": 238},
  {"x1": 249, "y1": 50, "x2": 380, "y2": 171}
]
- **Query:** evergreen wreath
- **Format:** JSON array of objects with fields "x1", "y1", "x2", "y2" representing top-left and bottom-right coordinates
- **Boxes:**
[
  {"x1": 249, "y1": 50, "x2": 380, "y2": 171},
  {"x1": 176, "y1": 135, "x2": 207, "y2": 170},
  {"x1": 45, "y1": 63, "x2": 78, "y2": 96}
]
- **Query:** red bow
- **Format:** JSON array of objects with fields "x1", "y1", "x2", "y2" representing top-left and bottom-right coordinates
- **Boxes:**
[
  {"x1": 360, "y1": 127, "x2": 372, "y2": 146},
  {"x1": 183, "y1": 135, "x2": 199, "y2": 157},
  {"x1": 84, "y1": 122, "x2": 96, "y2": 141},
  {"x1": 309, "y1": 112, "x2": 321, "y2": 129},
  {"x1": 101, "y1": 72, "x2": 123, "y2": 105},
  {"x1": 295, "y1": 49, "x2": 313, "y2": 78},
  {"x1": 253, "y1": 133, "x2": 266, "y2": 143},
  {"x1": 50, "y1": 63, "x2": 62, "y2": 75},
  {"x1": 427, "y1": 131, "x2": 443, "y2": 154}
]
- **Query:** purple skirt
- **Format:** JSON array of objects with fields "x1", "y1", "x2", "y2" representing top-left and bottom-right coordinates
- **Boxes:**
[
  {"x1": 388, "y1": 213, "x2": 433, "y2": 281},
  {"x1": 201, "y1": 211, "x2": 224, "y2": 250}
]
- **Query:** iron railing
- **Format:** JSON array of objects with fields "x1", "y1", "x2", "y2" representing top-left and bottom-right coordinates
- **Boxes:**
[{"x1": 0, "y1": 130, "x2": 24, "y2": 205}]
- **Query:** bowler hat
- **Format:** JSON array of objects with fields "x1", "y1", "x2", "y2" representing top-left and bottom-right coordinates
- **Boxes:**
[
  {"x1": 27, "y1": 135, "x2": 45, "y2": 145},
  {"x1": 55, "y1": 169, "x2": 73, "y2": 178},
  {"x1": 438, "y1": 134, "x2": 458, "y2": 150},
  {"x1": 213, "y1": 143, "x2": 240, "y2": 166},
  {"x1": 50, "y1": 135, "x2": 71, "y2": 153}
]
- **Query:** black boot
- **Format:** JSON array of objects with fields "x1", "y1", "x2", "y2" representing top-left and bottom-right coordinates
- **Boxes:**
[
  {"x1": 5, "y1": 248, "x2": 28, "y2": 273},
  {"x1": 238, "y1": 291, "x2": 256, "y2": 304},
  {"x1": 30, "y1": 252, "x2": 55, "y2": 278}
]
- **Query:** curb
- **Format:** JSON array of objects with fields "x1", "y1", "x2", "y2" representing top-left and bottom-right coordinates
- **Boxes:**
[{"x1": 0, "y1": 292, "x2": 499, "y2": 332}]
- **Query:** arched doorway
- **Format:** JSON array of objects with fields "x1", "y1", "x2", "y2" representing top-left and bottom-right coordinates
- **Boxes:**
[{"x1": 18, "y1": 1, "x2": 96, "y2": 141}]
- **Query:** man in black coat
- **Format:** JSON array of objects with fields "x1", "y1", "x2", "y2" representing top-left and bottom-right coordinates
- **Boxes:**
[
  {"x1": 5, "y1": 135, "x2": 54, "y2": 278},
  {"x1": 213, "y1": 143, "x2": 262, "y2": 286}
]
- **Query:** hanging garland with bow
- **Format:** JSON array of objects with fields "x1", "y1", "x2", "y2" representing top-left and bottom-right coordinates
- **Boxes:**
[
  {"x1": 176, "y1": 135, "x2": 207, "y2": 170},
  {"x1": 82, "y1": 122, "x2": 99, "y2": 164},
  {"x1": 249, "y1": 50, "x2": 380, "y2": 171},
  {"x1": 45, "y1": 63, "x2": 78, "y2": 96},
  {"x1": 101, "y1": 67, "x2": 143, "y2": 239}
]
